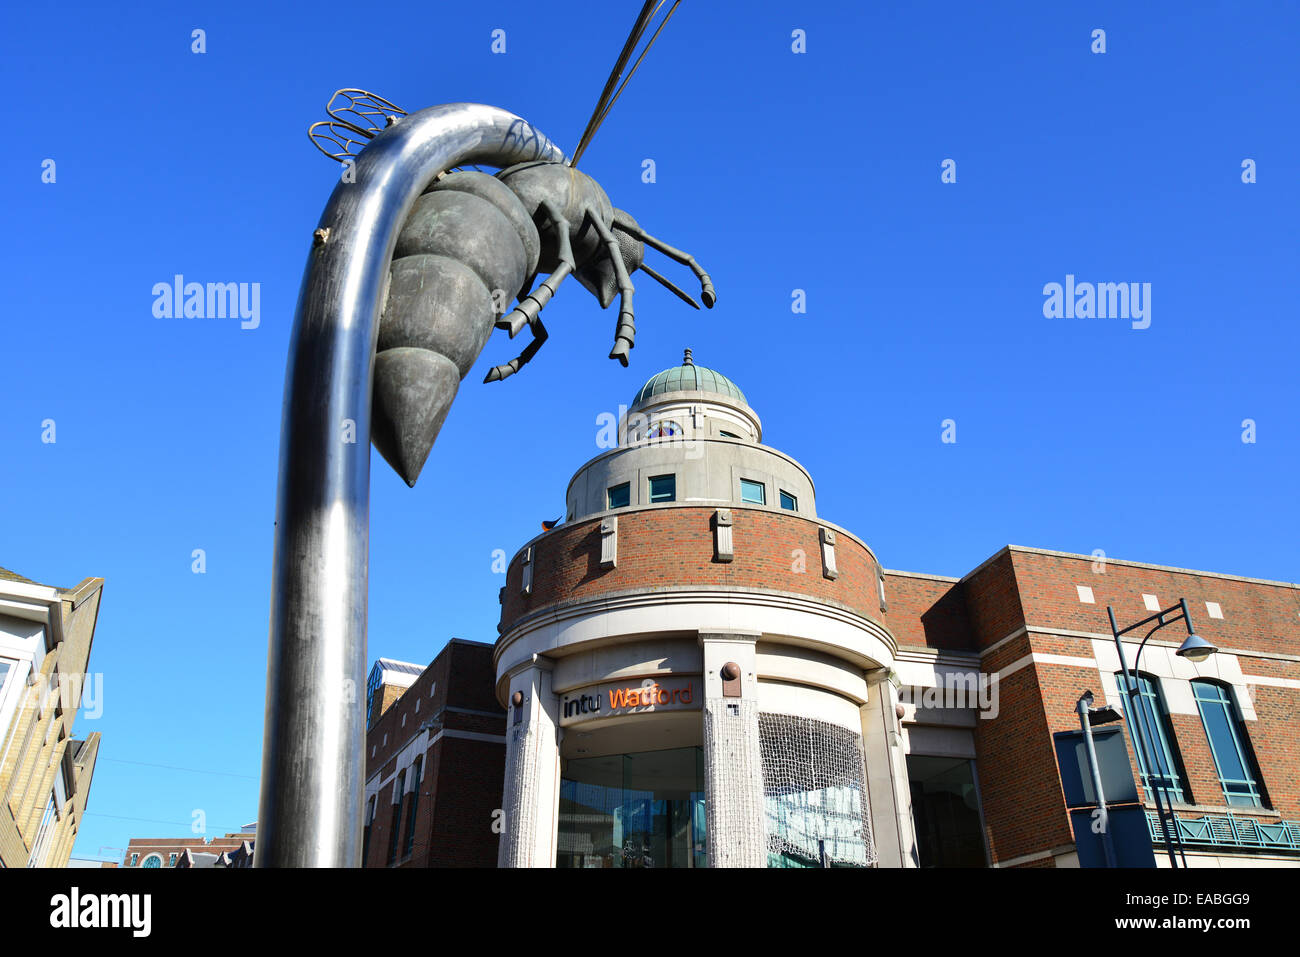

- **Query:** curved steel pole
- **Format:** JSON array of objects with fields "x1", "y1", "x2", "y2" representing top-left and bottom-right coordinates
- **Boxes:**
[{"x1": 256, "y1": 104, "x2": 566, "y2": 867}]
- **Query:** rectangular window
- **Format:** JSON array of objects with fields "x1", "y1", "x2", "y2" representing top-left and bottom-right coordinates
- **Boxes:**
[
  {"x1": 740, "y1": 479, "x2": 766, "y2": 505},
  {"x1": 607, "y1": 482, "x2": 630, "y2": 509},
  {"x1": 648, "y1": 474, "x2": 676, "y2": 503},
  {"x1": 779, "y1": 490, "x2": 797, "y2": 511},
  {"x1": 1192, "y1": 681, "x2": 1266, "y2": 807},
  {"x1": 168, "y1": 853, "x2": 177, "y2": 867}
]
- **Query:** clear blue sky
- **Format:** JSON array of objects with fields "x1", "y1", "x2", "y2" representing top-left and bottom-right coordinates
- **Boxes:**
[{"x1": 2, "y1": 1, "x2": 1295, "y2": 862}]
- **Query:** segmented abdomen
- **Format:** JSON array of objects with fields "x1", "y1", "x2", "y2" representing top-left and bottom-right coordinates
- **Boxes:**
[{"x1": 371, "y1": 171, "x2": 540, "y2": 484}]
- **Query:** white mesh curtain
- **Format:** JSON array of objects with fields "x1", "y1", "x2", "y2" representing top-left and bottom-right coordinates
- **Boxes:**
[{"x1": 759, "y1": 712, "x2": 876, "y2": 867}]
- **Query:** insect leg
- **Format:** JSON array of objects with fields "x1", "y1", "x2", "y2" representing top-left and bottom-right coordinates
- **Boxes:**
[
  {"x1": 588, "y1": 214, "x2": 637, "y2": 367},
  {"x1": 638, "y1": 263, "x2": 700, "y2": 309},
  {"x1": 484, "y1": 317, "x2": 549, "y2": 383},
  {"x1": 497, "y1": 199, "x2": 575, "y2": 338},
  {"x1": 612, "y1": 221, "x2": 716, "y2": 308}
]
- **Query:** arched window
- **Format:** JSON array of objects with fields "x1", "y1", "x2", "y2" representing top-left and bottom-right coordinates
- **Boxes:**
[
  {"x1": 1191, "y1": 680, "x2": 1268, "y2": 808},
  {"x1": 403, "y1": 756, "x2": 423, "y2": 858},
  {"x1": 387, "y1": 771, "x2": 405, "y2": 866},
  {"x1": 1116, "y1": 672, "x2": 1189, "y2": 804}
]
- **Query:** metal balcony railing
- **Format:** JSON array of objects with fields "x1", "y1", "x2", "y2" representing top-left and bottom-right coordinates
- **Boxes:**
[{"x1": 1147, "y1": 811, "x2": 1300, "y2": 852}]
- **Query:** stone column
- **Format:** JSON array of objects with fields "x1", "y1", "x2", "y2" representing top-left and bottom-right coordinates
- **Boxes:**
[
  {"x1": 861, "y1": 668, "x2": 918, "y2": 867},
  {"x1": 699, "y1": 632, "x2": 766, "y2": 868},
  {"x1": 497, "y1": 656, "x2": 561, "y2": 868}
]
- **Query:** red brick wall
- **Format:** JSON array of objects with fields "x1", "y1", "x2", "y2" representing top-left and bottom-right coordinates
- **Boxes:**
[
  {"x1": 1009, "y1": 550, "x2": 1300, "y2": 657},
  {"x1": 882, "y1": 573, "x2": 975, "y2": 651},
  {"x1": 962, "y1": 550, "x2": 1028, "y2": 651},
  {"x1": 499, "y1": 506, "x2": 886, "y2": 633},
  {"x1": 972, "y1": 661, "x2": 1076, "y2": 864},
  {"x1": 421, "y1": 737, "x2": 505, "y2": 867}
]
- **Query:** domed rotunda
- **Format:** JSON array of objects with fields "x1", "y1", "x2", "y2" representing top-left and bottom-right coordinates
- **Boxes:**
[{"x1": 494, "y1": 350, "x2": 915, "y2": 868}]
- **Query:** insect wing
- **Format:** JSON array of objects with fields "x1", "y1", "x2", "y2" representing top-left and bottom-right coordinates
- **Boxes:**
[
  {"x1": 326, "y1": 88, "x2": 408, "y2": 137},
  {"x1": 308, "y1": 121, "x2": 375, "y2": 163}
]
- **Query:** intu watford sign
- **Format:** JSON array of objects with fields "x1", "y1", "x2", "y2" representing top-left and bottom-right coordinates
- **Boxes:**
[{"x1": 559, "y1": 677, "x2": 700, "y2": 726}]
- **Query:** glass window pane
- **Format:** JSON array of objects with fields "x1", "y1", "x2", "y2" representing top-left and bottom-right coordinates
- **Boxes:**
[
  {"x1": 1193, "y1": 681, "x2": 1263, "y2": 807},
  {"x1": 607, "y1": 483, "x2": 630, "y2": 509},
  {"x1": 1117, "y1": 673, "x2": 1188, "y2": 803},
  {"x1": 740, "y1": 479, "x2": 765, "y2": 505},
  {"x1": 1201, "y1": 699, "x2": 1247, "y2": 780},
  {"x1": 648, "y1": 475, "x2": 675, "y2": 503},
  {"x1": 779, "y1": 490, "x2": 797, "y2": 511}
]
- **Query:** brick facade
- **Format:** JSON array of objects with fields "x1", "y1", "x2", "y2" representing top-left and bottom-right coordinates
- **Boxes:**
[
  {"x1": 887, "y1": 546, "x2": 1300, "y2": 866},
  {"x1": 499, "y1": 505, "x2": 887, "y2": 633},
  {"x1": 122, "y1": 833, "x2": 252, "y2": 867},
  {"x1": 362, "y1": 640, "x2": 505, "y2": 868}
]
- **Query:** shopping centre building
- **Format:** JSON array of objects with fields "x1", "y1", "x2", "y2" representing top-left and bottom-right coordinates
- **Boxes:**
[{"x1": 489, "y1": 351, "x2": 1300, "y2": 868}]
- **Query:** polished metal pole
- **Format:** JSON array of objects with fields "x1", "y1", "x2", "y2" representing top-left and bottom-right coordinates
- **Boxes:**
[
  {"x1": 255, "y1": 104, "x2": 565, "y2": 867},
  {"x1": 1076, "y1": 694, "x2": 1116, "y2": 867}
]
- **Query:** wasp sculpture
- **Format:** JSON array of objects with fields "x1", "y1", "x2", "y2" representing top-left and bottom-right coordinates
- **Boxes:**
[{"x1": 309, "y1": 89, "x2": 716, "y2": 486}]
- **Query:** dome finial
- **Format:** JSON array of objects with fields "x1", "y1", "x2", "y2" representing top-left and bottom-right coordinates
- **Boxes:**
[{"x1": 683, "y1": 348, "x2": 694, "y2": 366}]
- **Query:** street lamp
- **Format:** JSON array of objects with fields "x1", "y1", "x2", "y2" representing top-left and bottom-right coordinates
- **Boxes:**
[
  {"x1": 1175, "y1": 632, "x2": 1217, "y2": 663},
  {"x1": 1107, "y1": 597, "x2": 1217, "y2": 868},
  {"x1": 1076, "y1": 689, "x2": 1124, "y2": 867}
]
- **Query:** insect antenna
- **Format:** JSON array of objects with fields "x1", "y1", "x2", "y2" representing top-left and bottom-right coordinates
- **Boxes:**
[{"x1": 570, "y1": 1, "x2": 683, "y2": 167}]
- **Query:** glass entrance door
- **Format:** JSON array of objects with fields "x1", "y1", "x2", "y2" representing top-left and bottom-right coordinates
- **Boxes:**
[{"x1": 558, "y1": 746, "x2": 706, "y2": 868}]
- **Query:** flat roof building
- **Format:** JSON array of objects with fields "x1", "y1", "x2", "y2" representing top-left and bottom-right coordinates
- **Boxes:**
[
  {"x1": 362, "y1": 640, "x2": 505, "y2": 867},
  {"x1": 120, "y1": 827, "x2": 257, "y2": 869}
]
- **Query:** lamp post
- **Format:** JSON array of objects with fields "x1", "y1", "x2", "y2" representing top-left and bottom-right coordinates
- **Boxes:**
[
  {"x1": 1076, "y1": 690, "x2": 1123, "y2": 867},
  {"x1": 1108, "y1": 598, "x2": 1218, "y2": 869}
]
